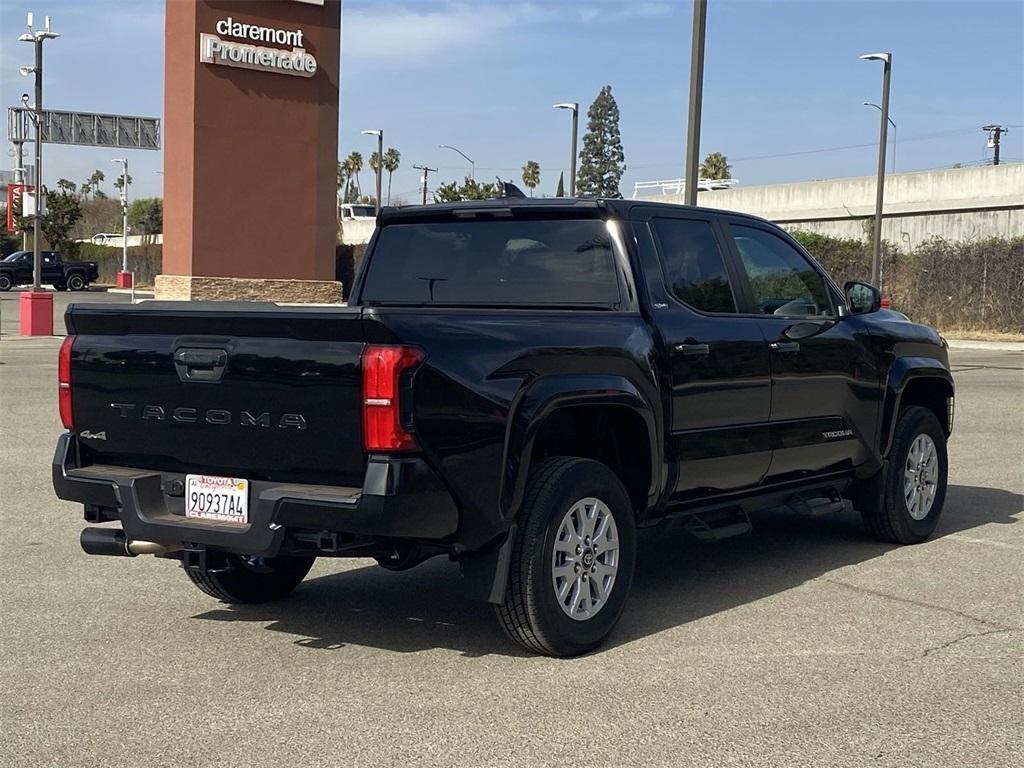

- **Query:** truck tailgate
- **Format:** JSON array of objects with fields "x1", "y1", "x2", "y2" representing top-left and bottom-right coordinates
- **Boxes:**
[{"x1": 65, "y1": 302, "x2": 368, "y2": 486}]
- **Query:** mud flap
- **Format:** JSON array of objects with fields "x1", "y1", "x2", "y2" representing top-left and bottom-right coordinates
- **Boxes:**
[{"x1": 459, "y1": 525, "x2": 517, "y2": 604}]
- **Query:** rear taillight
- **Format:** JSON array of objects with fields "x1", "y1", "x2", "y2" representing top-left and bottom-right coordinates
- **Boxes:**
[
  {"x1": 362, "y1": 345, "x2": 424, "y2": 452},
  {"x1": 58, "y1": 335, "x2": 75, "y2": 429}
]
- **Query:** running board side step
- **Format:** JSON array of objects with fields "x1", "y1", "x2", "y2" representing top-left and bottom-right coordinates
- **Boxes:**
[
  {"x1": 683, "y1": 506, "x2": 752, "y2": 541},
  {"x1": 789, "y1": 489, "x2": 852, "y2": 517}
]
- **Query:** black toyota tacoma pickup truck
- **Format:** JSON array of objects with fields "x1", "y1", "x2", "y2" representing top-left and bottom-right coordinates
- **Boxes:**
[
  {"x1": 53, "y1": 199, "x2": 953, "y2": 656},
  {"x1": 0, "y1": 250, "x2": 99, "y2": 292}
]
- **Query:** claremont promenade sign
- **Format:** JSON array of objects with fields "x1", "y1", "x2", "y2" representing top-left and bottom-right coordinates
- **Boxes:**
[
  {"x1": 199, "y1": 16, "x2": 318, "y2": 77},
  {"x1": 159, "y1": 0, "x2": 341, "y2": 302}
]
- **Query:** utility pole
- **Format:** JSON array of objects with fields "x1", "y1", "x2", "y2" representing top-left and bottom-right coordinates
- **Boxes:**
[
  {"x1": 684, "y1": 0, "x2": 708, "y2": 206},
  {"x1": 413, "y1": 165, "x2": 436, "y2": 205},
  {"x1": 982, "y1": 125, "x2": 1007, "y2": 165}
]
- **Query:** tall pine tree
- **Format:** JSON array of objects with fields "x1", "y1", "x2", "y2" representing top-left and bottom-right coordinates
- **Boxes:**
[
  {"x1": 576, "y1": 85, "x2": 625, "y2": 198},
  {"x1": 555, "y1": 171, "x2": 565, "y2": 197}
]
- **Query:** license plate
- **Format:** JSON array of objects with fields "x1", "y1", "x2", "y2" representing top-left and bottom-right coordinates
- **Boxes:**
[{"x1": 185, "y1": 474, "x2": 249, "y2": 524}]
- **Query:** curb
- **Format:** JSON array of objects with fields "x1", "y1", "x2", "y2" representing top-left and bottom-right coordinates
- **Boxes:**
[
  {"x1": 103, "y1": 288, "x2": 155, "y2": 296},
  {"x1": 946, "y1": 339, "x2": 1024, "y2": 352}
]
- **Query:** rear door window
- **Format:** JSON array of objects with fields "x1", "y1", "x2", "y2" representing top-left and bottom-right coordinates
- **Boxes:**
[
  {"x1": 651, "y1": 218, "x2": 737, "y2": 313},
  {"x1": 362, "y1": 219, "x2": 621, "y2": 307}
]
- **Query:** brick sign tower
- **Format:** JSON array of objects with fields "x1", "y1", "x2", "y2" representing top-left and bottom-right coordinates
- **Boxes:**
[{"x1": 159, "y1": 0, "x2": 341, "y2": 302}]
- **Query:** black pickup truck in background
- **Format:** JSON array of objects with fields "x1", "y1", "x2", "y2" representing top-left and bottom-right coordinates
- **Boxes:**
[
  {"x1": 53, "y1": 199, "x2": 954, "y2": 656},
  {"x1": 0, "y1": 250, "x2": 99, "y2": 291}
]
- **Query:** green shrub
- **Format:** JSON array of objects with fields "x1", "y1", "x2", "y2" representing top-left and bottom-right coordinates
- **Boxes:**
[
  {"x1": 789, "y1": 230, "x2": 1022, "y2": 333},
  {"x1": 75, "y1": 243, "x2": 162, "y2": 286}
]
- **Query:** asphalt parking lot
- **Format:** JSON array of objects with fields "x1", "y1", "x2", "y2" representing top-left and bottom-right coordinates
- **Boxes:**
[{"x1": 1, "y1": 327, "x2": 1020, "y2": 766}]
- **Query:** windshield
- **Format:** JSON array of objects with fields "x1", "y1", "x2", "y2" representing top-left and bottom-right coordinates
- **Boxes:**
[
  {"x1": 3, "y1": 252, "x2": 27, "y2": 262},
  {"x1": 362, "y1": 218, "x2": 621, "y2": 307}
]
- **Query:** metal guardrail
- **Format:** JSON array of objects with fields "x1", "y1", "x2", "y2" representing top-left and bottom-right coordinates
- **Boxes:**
[{"x1": 632, "y1": 178, "x2": 739, "y2": 198}]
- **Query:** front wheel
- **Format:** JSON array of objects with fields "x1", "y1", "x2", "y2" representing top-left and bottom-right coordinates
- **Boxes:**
[
  {"x1": 185, "y1": 554, "x2": 315, "y2": 604},
  {"x1": 496, "y1": 457, "x2": 636, "y2": 657},
  {"x1": 861, "y1": 406, "x2": 948, "y2": 544},
  {"x1": 0, "y1": 274, "x2": 12, "y2": 292}
]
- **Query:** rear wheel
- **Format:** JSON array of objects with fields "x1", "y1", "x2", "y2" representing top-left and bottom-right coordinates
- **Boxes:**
[
  {"x1": 496, "y1": 457, "x2": 636, "y2": 657},
  {"x1": 185, "y1": 554, "x2": 315, "y2": 604},
  {"x1": 67, "y1": 273, "x2": 86, "y2": 291},
  {"x1": 861, "y1": 406, "x2": 948, "y2": 544}
]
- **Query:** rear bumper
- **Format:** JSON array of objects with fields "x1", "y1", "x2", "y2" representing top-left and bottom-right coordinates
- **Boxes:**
[{"x1": 52, "y1": 433, "x2": 459, "y2": 557}]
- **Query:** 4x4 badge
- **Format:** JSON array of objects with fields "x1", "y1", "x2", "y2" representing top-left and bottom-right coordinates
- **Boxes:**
[{"x1": 79, "y1": 430, "x2": 107, "y2": 440}]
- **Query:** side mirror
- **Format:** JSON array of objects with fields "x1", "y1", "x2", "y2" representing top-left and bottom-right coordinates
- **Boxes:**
[{"x1": 844, "y1": 280, "x2": 881, "y2": 315}]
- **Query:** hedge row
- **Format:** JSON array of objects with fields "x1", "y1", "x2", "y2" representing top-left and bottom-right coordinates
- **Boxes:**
[
  {"x1": 790, "y1": 232, "x2": 1023, "y2": 334},
  {"x1": 76, "y1": 243, "x2": 163, "y2": 286}
]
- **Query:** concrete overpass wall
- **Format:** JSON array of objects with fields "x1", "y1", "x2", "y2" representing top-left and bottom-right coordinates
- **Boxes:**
[{"x1": 650, "y1": 164, "x2": 1023, "y2": 248}]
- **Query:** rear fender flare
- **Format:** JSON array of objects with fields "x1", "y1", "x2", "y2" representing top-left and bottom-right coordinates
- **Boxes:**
[
  {"x1": 881, "y1": 357, "x2": 954, "y2": 456},
  {"x1": 499, "y1": 374, "x2": 660, "y2": 522}
]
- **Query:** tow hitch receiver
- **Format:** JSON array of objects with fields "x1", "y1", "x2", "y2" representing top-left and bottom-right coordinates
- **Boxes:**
[{"x1": 181, "y1": 545, "x2": 231, "y2": 573}]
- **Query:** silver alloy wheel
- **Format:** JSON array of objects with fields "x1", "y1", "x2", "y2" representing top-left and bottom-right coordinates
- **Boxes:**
[
  {"x1": 904, "y1": 433, "x2": 939, "y2": 520},
  {"x1": 551, "y1": 497, "x2": 620, "y2": 621}
]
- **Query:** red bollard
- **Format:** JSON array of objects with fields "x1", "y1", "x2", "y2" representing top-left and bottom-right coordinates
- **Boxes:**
[
  {"x1": 116, "y1": 271, "x2": 133, "y2": 289},
  {"x1": 19, "y1": 290, "x2": 54, "y2": 336}
]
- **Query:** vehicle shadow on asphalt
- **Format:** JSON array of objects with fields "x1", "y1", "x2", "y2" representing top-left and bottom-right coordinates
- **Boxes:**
[{"x1": 191, "y1": 484, "x2": 1020, "y2": 657}]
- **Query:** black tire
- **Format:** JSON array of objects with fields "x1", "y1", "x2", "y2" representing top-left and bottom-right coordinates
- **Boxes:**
[
  {"x1": 496, "y1": 457, "x2": 637, "y2": 657},
  {"x1": 66, "y1": 273, "x2": 86, "y2": 291},
  {"x1": 0, "y1": 274, "x2": 12, "y2": 292},
  {"x1": 185, "y1": 554, "x2": 315, "y2": 604},
  {"x1": 861, "y1": 406, "x2": 948, "y2": 544}
]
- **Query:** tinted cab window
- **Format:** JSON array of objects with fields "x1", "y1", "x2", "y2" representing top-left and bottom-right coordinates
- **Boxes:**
[
  {"x1": 651, "y1": 218, "x2": 736, "y2": 313},
  {"x1": 362, "y1": 219, "x2": 621, "y2": 307}
]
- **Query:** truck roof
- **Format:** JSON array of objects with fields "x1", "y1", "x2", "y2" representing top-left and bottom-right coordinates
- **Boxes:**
[{"x1": 379, "y1": 196, "x2": 772, "y2": 226}]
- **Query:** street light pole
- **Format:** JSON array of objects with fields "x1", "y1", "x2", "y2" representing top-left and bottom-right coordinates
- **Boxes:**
[
  {"x1": 863, "y1": 101, "x2": 896, "y2": 174},
  {"x1": 684, "y1": 0, "x2": 708, "y2": 207},
  {"x1": 112, "y1": 158, "x2": 129, "y2": 276},
  {"x1": 16, "y1": 13, "x2": 58, "y2": 336},
  {"x1": 18, "y1": 14, "x2": 60, "y2": 290},
  {"x1": 439, "y1": 145, "x2": 475, "y2": 180},
  {"x1": 861, "y1": 52, "x2": 892, "y2": 288},
  {"x1": 362, "y1": 130, "x2": 383, "y2": 214},
  {"x1": 553, "y1": 103, "x2": 578, "y2": 196}
]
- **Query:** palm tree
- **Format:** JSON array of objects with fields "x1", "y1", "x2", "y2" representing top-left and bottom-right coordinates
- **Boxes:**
[
  {"x1": 113, "y1": 172, "x2": 133, "y2": 193},
  {"x1": 81, "y1": 170, "x2": 105, "y2": 200},
  {"x1": 521, "y1": 160, "x2": 540, "y2": 196},
  {"x1": 700, "y1": 152, "x2": 731, "y2": 180},
  {"x1": 345, "y1": 151, "x2": 364, "y2": 198},
  {"x1": 368, "y1": 152, "x2": 381, "y2": 206},
  {"x1": 56, "y1": 178, "x2": 77, "y2": 196},
  {"x1": 383, "y1": 148, "x2": 401, "y2": 204}
]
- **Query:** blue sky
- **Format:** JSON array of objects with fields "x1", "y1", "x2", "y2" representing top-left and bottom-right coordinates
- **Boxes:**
[{"x1": 2, "y1": 0, "x2": 1022, "y2": 201}]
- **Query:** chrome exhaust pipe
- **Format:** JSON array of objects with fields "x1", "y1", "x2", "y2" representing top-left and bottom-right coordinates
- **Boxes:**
[{"x1": 80, "y1": 527, "x2": 180, "y2": 557}]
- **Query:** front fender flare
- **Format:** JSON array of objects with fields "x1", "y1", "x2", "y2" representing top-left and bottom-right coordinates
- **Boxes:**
[
  {"x1": 498, "y1": 374, "x2": 660, "y2": 522},
  {"x1": 880, "y1": 357, "x2": 954, "y2": 456}
]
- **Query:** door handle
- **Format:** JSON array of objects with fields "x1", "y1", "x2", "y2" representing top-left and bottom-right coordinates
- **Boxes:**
[
  {"x1": 769, "y1": 341, "x2": 800, "y2": 354},
  {"x1": 675, "y1": 343, "x2": 710, "y2": 358}
]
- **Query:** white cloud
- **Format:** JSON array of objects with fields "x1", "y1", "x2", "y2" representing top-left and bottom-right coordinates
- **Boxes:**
[{"x1": 342, "y1": 1, "x2": 671, "y2": 65}]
